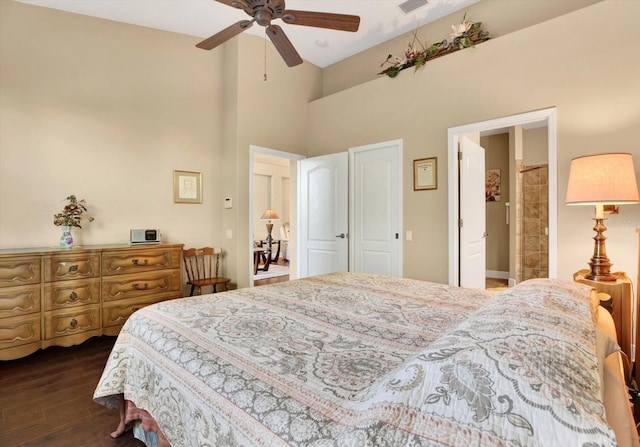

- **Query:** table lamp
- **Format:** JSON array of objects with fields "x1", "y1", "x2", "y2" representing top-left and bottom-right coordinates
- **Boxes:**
[
  {"x1": 566, "y1": 153, "x2": 639, "y2": 281},
  {"x1": 260, "y1": 209, "x2": 280, "y2": 244}
]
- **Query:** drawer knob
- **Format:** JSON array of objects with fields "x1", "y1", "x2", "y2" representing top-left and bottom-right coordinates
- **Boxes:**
[
  {"x1": 70, "y1": 318, "x2": 78, "y2": 329},
  {"x1": 131, "y1": 259, "x2": 149, "y2": 266},
  {"x1": 69, "y1": 291, "x2": 78, "y2": 301},
  {"x1": 132, "y1": 283, "x2": 148, "y2": 290},
  {"x1": 69, "y1": 264, "x2": 79, "y2": 272}
]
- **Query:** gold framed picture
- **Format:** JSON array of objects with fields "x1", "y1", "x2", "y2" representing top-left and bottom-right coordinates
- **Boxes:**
[
  {"x1": 173, "y1": 170, "x2": 202, "y2": 204},
  {"x1": 413, "y1": 157, "x2": 437, "y2": 191}
]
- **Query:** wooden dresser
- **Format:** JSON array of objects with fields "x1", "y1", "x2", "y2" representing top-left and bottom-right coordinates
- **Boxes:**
[{"x1": 0, "y1": 243, "x2": 183, "y2": 360}]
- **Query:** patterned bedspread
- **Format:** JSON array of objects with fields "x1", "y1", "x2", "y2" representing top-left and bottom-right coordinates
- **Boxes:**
[{"x1": 94, "y1": 272, "x2": 617, "y2": 446}]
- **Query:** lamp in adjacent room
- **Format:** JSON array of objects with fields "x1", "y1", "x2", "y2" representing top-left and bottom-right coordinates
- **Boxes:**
[
  {"x1": 260, "y1": 209, "x2": 280, "y2": 244},
  {"x1": 566, "y1": 153, "x2": 639, "y2": 281}
]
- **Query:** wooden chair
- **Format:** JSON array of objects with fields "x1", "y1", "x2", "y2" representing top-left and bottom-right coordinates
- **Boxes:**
[{"x1": 183, "y1": 247, "x2": 231, "y2": 296}]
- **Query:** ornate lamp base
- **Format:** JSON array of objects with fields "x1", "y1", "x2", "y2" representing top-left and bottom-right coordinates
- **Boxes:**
[
  {"x1": 265, "y1": 222, "x2": 274, "y2": 244},
  {"x1": 584, "y1": 217, "x2": 616, "y2": 282}
]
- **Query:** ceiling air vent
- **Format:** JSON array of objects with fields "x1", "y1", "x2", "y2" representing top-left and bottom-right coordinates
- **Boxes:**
[{"x1": 398, "y1": 0, "x2": 428, "y2": 14}]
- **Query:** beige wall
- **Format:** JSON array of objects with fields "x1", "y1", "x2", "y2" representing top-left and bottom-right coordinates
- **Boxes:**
[
  {"x1": 322, "y1": 0, "x2": 600, "y2": 96},
  {"x1": 221, "y1": 35, "x2": 321, "y2": 287},
  {"x1": 524, "y1": 127, "x2": 549, "y2": 166},
  {"x1": 482, "y1": 134, "x2": 510, "y2": 273},
  {"x1": 308, "y1": 0, "x2": 640, "y2": 286},
  {"x1": 0, "y1": 0, "x2": 224, "y2": 250},
  {"x1": 253, "y1": 158, "x2": 290, "y2": 242},
  {"x1": 2, "y1": 0, "x2": 639, "y2": 293},
  {"x1": 0, "y1": 1, "x2": 321, "y2": 289}
]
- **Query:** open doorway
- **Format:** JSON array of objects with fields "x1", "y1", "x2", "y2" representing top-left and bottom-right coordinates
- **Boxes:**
[
  {"x1": 482, "y1": 125, "x2": 550, "y2": 289},
  {"x1": 250, "y1": 146, "x2": 303, "y2": 286},
  {"x1": 447, "y1": 108, "x2": 557, "y2": 288}
]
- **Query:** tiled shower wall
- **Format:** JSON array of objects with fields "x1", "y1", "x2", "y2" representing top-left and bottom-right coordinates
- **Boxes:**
[{"x1": 520, "y1": 164, "x2": 549, "y2": 281}]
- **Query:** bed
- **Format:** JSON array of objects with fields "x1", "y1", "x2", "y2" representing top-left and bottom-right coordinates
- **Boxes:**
[{"x1": 94, "y1": 272, "x2": 639, "y2": 446}]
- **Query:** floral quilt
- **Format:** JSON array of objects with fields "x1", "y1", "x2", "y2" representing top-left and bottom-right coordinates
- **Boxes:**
[{"x1": 94, "y1": 273, "x2": 616, "y2": 446}]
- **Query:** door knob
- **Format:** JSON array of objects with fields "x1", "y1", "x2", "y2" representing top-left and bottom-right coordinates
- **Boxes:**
[{"x1": 336, "y1": 233, "x2": 346, "y2": 239}]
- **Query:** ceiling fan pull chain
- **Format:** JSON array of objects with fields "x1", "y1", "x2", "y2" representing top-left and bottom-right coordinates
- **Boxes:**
[{"x1": 263, "y1": 28, "x2": 268, "y2": 81}]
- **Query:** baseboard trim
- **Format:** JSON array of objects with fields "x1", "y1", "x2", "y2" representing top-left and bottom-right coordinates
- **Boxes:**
[{"x1": 486, "y1": 270, "x2": 509, "y2": 279}]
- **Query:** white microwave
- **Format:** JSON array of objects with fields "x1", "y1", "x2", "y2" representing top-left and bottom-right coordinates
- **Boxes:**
[{"x1": 130, "y1": 229, "x2": 161, "y2": 244}]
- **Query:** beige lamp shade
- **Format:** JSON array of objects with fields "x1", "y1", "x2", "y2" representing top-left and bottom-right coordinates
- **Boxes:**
[
  {"x1": 566, "y1": 153, "x2": 639, "y2": 206},
  {"x1": 565, "y1": 152, "x2": 639, "y2": 281},
  {"x1": 260, "y1": 209, "x2": 280, "y2": 220}
]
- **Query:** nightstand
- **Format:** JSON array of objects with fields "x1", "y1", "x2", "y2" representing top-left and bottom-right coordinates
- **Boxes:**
[{"x1": 574, "y1": 270, "x2": 632, "y2": 360}]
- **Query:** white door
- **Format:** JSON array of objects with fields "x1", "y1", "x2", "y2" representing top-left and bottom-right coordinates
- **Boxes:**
[
  {"x1": 351, "y1": 141, "x2": 402, "y2": 276},
  {"x1": 298, "y1": 153, "x2": 349, "y2": 278},
  {"x1": 459, "y1": 136, "x2": 486, "y2": 288}
]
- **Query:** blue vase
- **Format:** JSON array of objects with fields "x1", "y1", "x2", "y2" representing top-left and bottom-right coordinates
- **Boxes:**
[{"x1": 60, "y1": 225, "x2": 73, "y2": 249}]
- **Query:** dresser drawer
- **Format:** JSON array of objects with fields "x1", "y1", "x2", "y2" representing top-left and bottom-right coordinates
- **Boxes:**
[
  {"x1": 0, "y1": 285, "x2": 41, "y2": 318},
  {"x1": 44, "y1": 278, "x2": 101, "y2": 311},
  {"x1": 44, "y1": 307, "x2": 100, "y2": 339},
  {"x1": 0, "y1": 313, "x2": 41, "y2": 349},
  {"x1": 0, "y1": 256, "x2": 41, "y2": 288},
  {"x1": 102, "y1": 295, "x2": 173, "y2": 329},
  {"x1": 44, "y1": 253, "x2": 100, "y2": 282},
  {"x1": 102, "y1": 247, "x2": 181, "y2": 276},
  {"x1": 102, "y1": 270, "x2": 181, "y2": 302}
]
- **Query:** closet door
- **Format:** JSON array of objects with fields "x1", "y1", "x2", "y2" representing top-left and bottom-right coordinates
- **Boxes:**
[{"x1": 350, "y1": 140, "x2": 402, "y2": 277}]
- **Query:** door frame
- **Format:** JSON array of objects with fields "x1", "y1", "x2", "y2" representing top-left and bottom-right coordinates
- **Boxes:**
[
  {"x1": 250, "y1": 145, "x2": 304, "y2": 283},
  {"x1": 447, "y1": 108, "x2": 558, "y2": 286}
]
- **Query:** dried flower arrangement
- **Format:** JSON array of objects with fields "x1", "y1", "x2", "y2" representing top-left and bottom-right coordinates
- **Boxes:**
[
  {"x1": 379, "y1": 14, "x2": 489, "y2": 78},
  {"x1": 53, "y1": 195, "x2": 94, "y2": 228}
]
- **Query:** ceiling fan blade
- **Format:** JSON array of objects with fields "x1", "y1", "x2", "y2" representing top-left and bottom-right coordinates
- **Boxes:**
[
  {"x1": 266, "y1": 25, "x2": 303, "y2": 67},
  {"x1": 281, "y1": 10, "x2": 360, "y2": 32},
  {"x1": 196, "y1": 20, "x2": 253, "y2": 50}
]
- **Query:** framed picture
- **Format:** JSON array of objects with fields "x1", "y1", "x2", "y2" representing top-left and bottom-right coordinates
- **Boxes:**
[
  {"x1": 485, "y1": 168, "x2": 501, "y2": 202},
  {"x1": 173, "y1": 170, "x2": 202, "y2": 204},
  {"x1": 413, "y1": 157, "x2": 437, "y2": 191}
]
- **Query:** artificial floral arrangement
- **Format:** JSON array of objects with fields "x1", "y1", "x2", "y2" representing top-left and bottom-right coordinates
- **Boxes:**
[
  {"x1": 379, "y1": 14, "x2": 489, "y2": 78},
  {"x1": 53, "y1": 195, "x2": 94, "y2": 228}
]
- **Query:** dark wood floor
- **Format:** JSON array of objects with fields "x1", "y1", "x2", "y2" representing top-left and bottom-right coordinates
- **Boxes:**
[
  {"x1": 0, "y1": 336, "x2": 143, "y2": 447},
  {"x1": 253, "y1": 274, "x2": 289, "y2": 287},
  {"x1": 0, "y1": 264, "x2": 290, "y2": 447}
]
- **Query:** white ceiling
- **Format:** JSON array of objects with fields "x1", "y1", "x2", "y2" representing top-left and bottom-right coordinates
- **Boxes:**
[{"x1": 16, "y1": 0, "x2": 480, "y2": 68}]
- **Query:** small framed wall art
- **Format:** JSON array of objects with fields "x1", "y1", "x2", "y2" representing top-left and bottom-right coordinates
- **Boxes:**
[
  {"x1": 413, "y1": 157, "x2": 437, "y2": 191},
  {"x1": 485, "y1": 168, "x2": 501, "y2": 202},
  {"x1": 173, "y1": 170, "x2": 202, "y2": 204}
]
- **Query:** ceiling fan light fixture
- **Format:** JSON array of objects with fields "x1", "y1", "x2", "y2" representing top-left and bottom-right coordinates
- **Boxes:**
[
  {"x1": 398, "y1": 0, "x2": 428, "y2": 14},
  {"x1": 197, "y1": 0, "x2": 360, "y2": 68},
  {"x1": 255, "y1": 9, "x2": 272, "y2": 26}
]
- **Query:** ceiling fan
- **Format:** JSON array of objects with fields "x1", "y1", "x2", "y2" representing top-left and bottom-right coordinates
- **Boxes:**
[{"x1": 196, "y1": 0, "x2": 361, "y2": 67}]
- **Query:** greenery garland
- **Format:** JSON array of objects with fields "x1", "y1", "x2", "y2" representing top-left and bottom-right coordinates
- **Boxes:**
[{"x1": 379, "y1": 14, "x2": 489, "y2": 78}]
